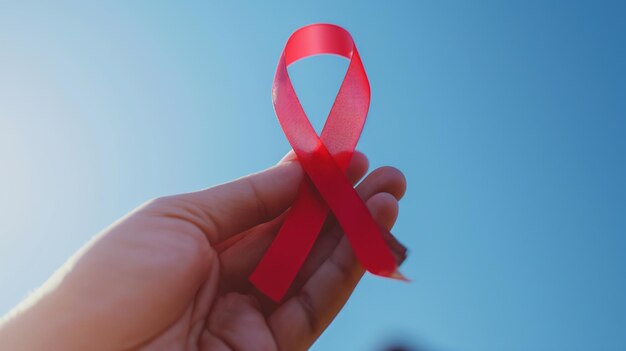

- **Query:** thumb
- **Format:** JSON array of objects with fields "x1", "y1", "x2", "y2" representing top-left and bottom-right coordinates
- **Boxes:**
[{"x1": 174, "y1": 159, "x2": 304, "y2": 244}]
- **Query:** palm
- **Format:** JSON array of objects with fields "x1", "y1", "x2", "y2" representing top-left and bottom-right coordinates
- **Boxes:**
[
  {"x1": 132, "y1": 195, "x2": 361, "y2": 351},
  {"x1": 135, "y1": 235, "x2": 278, "y2": 351}
]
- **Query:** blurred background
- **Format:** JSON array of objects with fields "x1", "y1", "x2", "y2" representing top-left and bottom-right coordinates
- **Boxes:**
[{"x1": 1, "y1": 1, "x2": 625, "y2": 350}]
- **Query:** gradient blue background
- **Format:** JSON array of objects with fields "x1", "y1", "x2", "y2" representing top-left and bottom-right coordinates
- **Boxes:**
[{"x1": 1, "y1": 1, "x2": 625, "y2": 350}]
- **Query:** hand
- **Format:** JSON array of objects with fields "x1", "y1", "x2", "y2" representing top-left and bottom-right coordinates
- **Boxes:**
[{"x1": 0, "y1": 152, "x2": 407, "y2": 351}]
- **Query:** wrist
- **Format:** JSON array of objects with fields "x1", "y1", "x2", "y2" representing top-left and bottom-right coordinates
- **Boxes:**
[{"x1": 0, "y1": 288, "x2": 81, "y2": 351}]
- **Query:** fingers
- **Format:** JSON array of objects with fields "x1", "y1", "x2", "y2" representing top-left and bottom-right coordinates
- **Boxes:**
[
  {"x1": 268, "y1": 192, "x2": 404, "y2": 350},
  {"x1": 171, "y1": 151, "x2": 368, "y2": 244},
  {"x1": 357, "y1": 166, "x2": 407, "y2": 200},
  {"x1": 217, "y1": 166, "x2": 405, "y2": 292},
  {"x1": 202, "y1": 293, "x2": 278, "y2": 351},
  {"x1": 272, "y1": 166, "x2": 406, "y2": 300}
]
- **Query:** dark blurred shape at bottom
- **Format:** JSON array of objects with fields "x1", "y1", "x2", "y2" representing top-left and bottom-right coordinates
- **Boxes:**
[
  {"x1": 382, "y1": 341, "x2": 441, "y2": 351},
  {"x1": 384, "y1": 346, "x2": 415, "y2": 351}
]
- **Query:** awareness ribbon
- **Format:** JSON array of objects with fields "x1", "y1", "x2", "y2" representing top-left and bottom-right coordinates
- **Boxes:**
[{"x1": 249, "y1": 24, "x2": 403, "y2": 301}]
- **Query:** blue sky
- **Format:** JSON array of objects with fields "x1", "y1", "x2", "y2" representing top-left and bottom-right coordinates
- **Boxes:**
[{"x1": 1, "y1": 1, "x2": 625, "y2": 350}]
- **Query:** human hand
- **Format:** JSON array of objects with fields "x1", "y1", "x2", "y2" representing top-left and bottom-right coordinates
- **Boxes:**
[{"x1": 0, "y1": 151, "x2": 407, "y2": 351}]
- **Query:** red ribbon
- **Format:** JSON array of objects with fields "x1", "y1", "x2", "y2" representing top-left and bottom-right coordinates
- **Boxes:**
[{"x1": 249, "y1": 24, "x2": 401, "y2": 301}]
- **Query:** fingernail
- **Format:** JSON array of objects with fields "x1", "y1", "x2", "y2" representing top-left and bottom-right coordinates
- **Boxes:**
[
  {"x1": 381, "y1": 226, "x2": 408, "y2": 265},
  {"x1": 278, "y1": 150, "x2": 297, "y2": 164}
]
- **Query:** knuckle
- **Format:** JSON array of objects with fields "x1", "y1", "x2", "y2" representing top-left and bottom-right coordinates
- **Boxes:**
[{"x1": 296, "y1": 289, "x2": 319, "y2": 334}]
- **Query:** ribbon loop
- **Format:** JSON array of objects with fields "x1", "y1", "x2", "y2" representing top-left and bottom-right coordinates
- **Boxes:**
[{"x1": 249, "y1": 24, "x2": 400, "y2": 302}]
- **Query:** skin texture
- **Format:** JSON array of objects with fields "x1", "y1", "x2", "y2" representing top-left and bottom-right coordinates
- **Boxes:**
[{"x1": 0, "y1": 151, "x2": 407, "y2": 351}]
